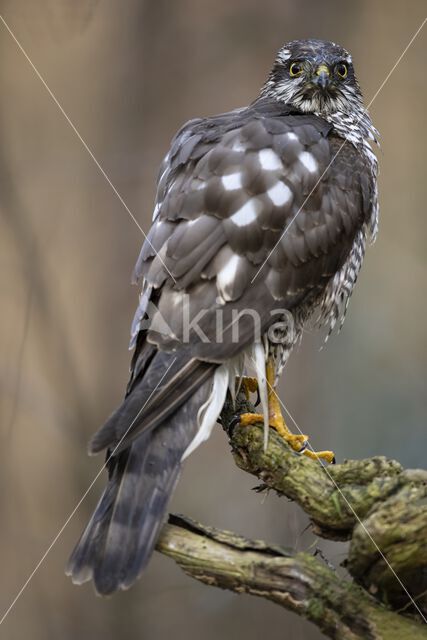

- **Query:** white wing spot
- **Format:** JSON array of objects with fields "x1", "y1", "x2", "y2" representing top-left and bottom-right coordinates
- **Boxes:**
[
  {"x1": 192, "y1": 179, "x2": 205, "y2": 191},
  {"x1": 222, "y1": 172, "x2": 243, "y2": 191},
  {"x1": 299, "y1": 152, "x2": 318, "y2": 173},
  {"x1": 230, "y1": 198, "x2": 260, "y2": 227},
  {"x1": 217, "y1": 253, "x2": 240, "y2": 295},
  {"x1": 258, "y1": 149, "x2": 282, "y2": 171},
  {"x1": 232, "y1": 139, "x2": 246, "y2": 152},
  {"x1": 285, "y1": 132, "x2": 298, "y2": 142},
  {"x1": 267, "y1": 182, "x2": 293, "y2": 207}
]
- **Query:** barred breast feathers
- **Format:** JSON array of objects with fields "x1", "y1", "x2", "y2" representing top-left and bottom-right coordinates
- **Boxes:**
[
  {"x1": 315, "y1": 226, "x2": 367, "y2": 338},
  {"x1": 314, "y1": 107, "x2": 379, "y2": 337}
]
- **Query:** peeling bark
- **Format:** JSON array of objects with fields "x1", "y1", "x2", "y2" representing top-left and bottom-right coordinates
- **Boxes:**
[{"x1": 155, "y1": 391, "x2": 427, "y2": 639}]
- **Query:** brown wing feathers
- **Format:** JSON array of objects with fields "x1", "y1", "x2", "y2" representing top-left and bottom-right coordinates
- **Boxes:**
[{"x1": 68, "y1": 96, "x2": 373, "y2": 594}]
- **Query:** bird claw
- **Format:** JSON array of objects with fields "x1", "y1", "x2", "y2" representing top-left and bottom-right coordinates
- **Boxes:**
[
  {"x1": 227, "y1": 408, "x2": 336, "y2": 465},
  {"x1": 238, "y1": 376, "x2": 260, "y2": 405},
  {"x1": 227, "y1": 414, "x2": 243, "y2": 436},
  {"x1": 302, "y1": 449, "x2": 336, "y2": 464},
  {"x1": 298, "y1": 440, "x2": 308, "y2": 453}
]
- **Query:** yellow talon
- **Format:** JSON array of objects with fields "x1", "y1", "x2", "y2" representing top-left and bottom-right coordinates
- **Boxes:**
[
  {"x1": 238, "y1": 411, "x2": 308, "y2": 453},
  {"x1": 239, "y1": 412, "x2": 262, "y2": 427},
  {"x1": 303, "y1": 449, "x2": 336, "y2": 464},
  {"x1": 238, "y1": 376, "x2": 259, "y2": 399},
  {"x1": 237, "y1": 358, "x2": 335, "y2": 464}
]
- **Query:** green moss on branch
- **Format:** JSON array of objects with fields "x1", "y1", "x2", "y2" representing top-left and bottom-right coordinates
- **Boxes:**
[
  {"x1": 156, "y1": 515, "x2": 427, "y2": 640},
  {"x1": 154, "y1": 391, "x2": 427, "y2": 637}
]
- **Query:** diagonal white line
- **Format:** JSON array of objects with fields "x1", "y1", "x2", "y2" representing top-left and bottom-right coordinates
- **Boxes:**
[
  {"x1": 250, "y1": 134, "x2": 353, "y2": 284},
  {"x1": 0, "y1": 357, "x2": 176, "y2": 626},
  {"x1": 366, "y1": 17, "x2": 427, "y2": 109},
  {"x1": 248, "y1": 19, "x2": 427, "y2": 611},
  {"x1": 250, "y1": 16, "x2": 427, "y2": 284},
  {"x1": 282, "y1": 401, "x2": 427, "y2": 623},
  {"x1": 248, "y1": 20, "x2": 427, "y2": 612},
  {"x1": 0, "y1": 14, "x2": 176, "y2": 284},
  {"x1": 257, "y1": 365, "x2": 427, "y2": 623},
  {"x1": 0, "y1": 9, "x2": 425, "y2": 627}
]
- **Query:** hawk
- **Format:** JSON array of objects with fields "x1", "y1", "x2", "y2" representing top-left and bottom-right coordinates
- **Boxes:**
[{"x1": 67, "y1": 39, "x2": 379, "y2": 594}]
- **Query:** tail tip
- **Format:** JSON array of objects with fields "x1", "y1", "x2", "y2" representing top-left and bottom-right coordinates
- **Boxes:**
[{"x1": 87, "y1": 432, "x2": 107, "y2": 456}]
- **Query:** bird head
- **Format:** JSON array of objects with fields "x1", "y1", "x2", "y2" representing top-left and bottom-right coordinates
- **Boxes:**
[{"x1": 263, "y1": 39, "x2": 364, "y2": 117}]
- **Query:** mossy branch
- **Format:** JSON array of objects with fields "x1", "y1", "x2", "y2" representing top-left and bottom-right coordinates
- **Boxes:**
[
  {"x1": 157, "y1": 515, "x2": 426, "y2": 640},
  {"x1": 156, "y1": 391, "x2": 427, "y2": 639}
]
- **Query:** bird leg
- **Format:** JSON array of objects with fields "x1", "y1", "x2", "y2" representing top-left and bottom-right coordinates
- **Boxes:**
[
  {"x1": 238, "y1": 361, "x2": 335, "y2": 464},
  {"x1": 239, "y1": 376, "x2": 259, "y2": 400}
]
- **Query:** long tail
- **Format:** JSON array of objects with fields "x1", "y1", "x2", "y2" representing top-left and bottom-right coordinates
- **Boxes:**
[{"x1": 66, "y1": 378, "x2": 212, "y2": 595}]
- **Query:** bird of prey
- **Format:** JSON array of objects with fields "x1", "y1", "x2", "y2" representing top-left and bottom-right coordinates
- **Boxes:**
[{"x1": 67, "y1": 39, "x2": 379, "y2": 595}]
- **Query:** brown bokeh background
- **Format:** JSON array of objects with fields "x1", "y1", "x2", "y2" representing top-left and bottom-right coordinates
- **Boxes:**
[{"x1": 1, "y1": 1, "x2": 426, "y2": 639}]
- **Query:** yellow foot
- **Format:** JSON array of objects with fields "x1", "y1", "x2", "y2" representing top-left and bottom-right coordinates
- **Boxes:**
[
  {"x1": 239, "y1": 412, "x2": 264, "y2": 427},
  {"x1": 238, "y1": 413, "x2": 335, "y2": 463},
  {"x1": 238, "y1": 376, "x2": 259, "y2": 400},
  {"x1": 268, "y1": 413, "x2": 308, "y2": 451},
  {"x1": 238, "y1": 412, "x2": 308, "y2": 454},
  {"x1": 303, "y1": 449, "x2": 336, "y2": 464},
  {"x1": 236, "y1": 358, "x2": 335, "y2": 464}
]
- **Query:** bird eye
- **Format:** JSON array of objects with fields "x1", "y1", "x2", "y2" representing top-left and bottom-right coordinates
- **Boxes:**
[
  {"x1": 336, "y1": 63, "x2": 348, "y2": 79},
  {"x1": 289, "y1": 62, "x2": 304, "y2": 77}
]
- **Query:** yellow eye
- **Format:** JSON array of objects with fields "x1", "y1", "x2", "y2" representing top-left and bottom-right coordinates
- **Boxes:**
[
  {"x1": 289, "y1": 62, "x2": 304, "y2": 77},
  {"x1": 336, "y1": 62, "x2": 348, "y2": 78}
]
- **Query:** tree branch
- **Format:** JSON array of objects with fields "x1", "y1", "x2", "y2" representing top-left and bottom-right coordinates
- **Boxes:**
[
  {"x1": 155, "y1": 391, "x2": 427, "y2": 639},
  {"x1": 157, "y1": 516, "x2": 426, "y2": 640}
]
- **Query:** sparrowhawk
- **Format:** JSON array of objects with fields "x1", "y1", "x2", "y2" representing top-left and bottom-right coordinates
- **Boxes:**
[{"x1": 67, "y1": 39, "x2": 379, "y2": 595}]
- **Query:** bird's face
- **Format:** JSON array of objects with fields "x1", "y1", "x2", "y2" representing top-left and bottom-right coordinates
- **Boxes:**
[{"x1": 264, "y1": 39, "x2": 364, "y2": 116}]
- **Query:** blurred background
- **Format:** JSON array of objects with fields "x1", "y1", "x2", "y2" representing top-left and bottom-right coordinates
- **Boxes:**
[{"x1": 0, "y1": 1, "x2": 425, "y2": 638}]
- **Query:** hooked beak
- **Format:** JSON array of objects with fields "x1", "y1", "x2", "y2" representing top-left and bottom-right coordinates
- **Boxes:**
[{"x1": 313, "y1": 64, "x2": 330, "y2": 90}]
